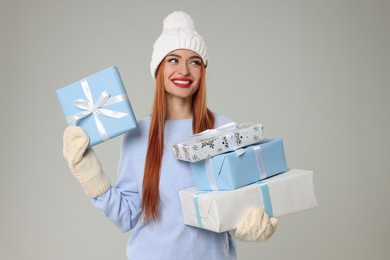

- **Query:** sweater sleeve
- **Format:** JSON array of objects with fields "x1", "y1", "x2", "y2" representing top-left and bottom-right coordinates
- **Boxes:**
[{"x1": 91, "y1": 128, "x2": 142, "y2": 233}]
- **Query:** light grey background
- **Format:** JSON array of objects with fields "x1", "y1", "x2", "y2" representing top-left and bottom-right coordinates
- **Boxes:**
[{"x1": 1, "y1": 0, "x2": 389, "y2": 259}]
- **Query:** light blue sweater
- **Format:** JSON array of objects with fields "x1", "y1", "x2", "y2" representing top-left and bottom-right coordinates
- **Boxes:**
[{"x1": 92, "y1": 113, "x2": 237, "y2": 260}]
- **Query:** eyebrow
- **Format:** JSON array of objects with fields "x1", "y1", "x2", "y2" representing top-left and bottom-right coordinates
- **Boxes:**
[{"x1": 166, "y1": 53, "x2": 202, "y2": 60}]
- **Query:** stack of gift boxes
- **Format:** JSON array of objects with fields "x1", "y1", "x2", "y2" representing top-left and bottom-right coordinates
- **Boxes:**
[
  {"x1": 56, "y1": 67, "x2": 317, "y2": 234},
  {"x1": 171, "y1": 123, "x2": 318, "y2": 233}
]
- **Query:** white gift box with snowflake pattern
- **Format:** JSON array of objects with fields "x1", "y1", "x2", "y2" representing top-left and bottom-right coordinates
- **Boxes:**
[{"x1": 170, "y1": 122, "x2": 265, "y2": 163}]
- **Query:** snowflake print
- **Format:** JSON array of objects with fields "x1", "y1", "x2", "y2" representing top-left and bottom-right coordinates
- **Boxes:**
[
  {"x1": 192, "y1": 154, "x2": 199, "y2": 162},
  {"x1": 222, "y1": 136, "x2": 229, "y2": 148},
  {"x1": 253, "y1": 135, "x2": 259, "y2": 142},
  {"x1": 192, "y1": 144, "x2": 199, "y2": 151},
  {"x1": 183, "y1": 146, "x2": 190, "y2": 161},
  {"x1": 235, "y1": 132, "x2": 243, "y2": 145},
  {"x1": 172, "y1": 145, "x2": 180, "y2": 158}
]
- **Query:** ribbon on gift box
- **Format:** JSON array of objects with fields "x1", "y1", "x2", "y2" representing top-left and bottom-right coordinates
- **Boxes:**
[
  {"x1": 253, "y1": 145, "x2": 268, "y2": 180},
  {"x1": 176, "y1": 122, "x2": 241, "y2": 161},
  {"x1": 204, "y1": 144, "x2": 268, "y2": 191},
  {"x1": 66, "y1": 79, "x2": 128, "y2": 141},
  {"x1": 257, "y1": 181, "x2": 273, "y2": 217},
  {"x1": 192, "y1": 182, "x2": 273, "y2": 229},
  {"x1": 205, "y1": 159, "x2": 218, "y2": 190},
  {"x1": 193, "y1": 191, "x2": 209, "y2": 228},
  {"x1": 193, "y1": 122, "x2": 238, "y2": 138}
]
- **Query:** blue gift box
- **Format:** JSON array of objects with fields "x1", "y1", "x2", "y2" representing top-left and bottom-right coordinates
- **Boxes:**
[
  {"x1": 190, "y1": 138, "x2": 288, "y2": 191},
  {"x1": 56, "y1": 66, "x2": 138, "y2": 147}
]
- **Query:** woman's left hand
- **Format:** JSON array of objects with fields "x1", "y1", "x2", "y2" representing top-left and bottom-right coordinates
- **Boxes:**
[{"x1": 234, "y1": 207, "x2": 278, "y2": 242}]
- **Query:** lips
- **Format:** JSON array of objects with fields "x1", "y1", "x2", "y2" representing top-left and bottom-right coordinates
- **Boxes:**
[{"x1": 171, "y1": 77, "x2": 193, "y2": 88}]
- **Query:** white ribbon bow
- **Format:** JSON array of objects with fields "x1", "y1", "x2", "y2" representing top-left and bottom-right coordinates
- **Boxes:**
[
  {"x1": 66, "y1": 79, "x2": 128, "y2": 141},
  {"x1": 193, "y1": 122, "x2": 238, "y2": 137},
  {"x1": 177, "y1": 122, "x2": 240, "y2": 161},
  {"x1": 195, "y1": 122, "x2": 243, "y2": 152}
]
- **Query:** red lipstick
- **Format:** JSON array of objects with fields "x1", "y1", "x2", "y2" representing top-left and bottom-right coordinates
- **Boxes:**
[{"x1": 171, "y1": 77, "x2": 193, "y2": 88}]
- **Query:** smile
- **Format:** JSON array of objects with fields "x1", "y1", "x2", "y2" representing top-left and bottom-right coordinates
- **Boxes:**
[{"x1": 172, "y1": 78, "x2": 193, "y2": 88}]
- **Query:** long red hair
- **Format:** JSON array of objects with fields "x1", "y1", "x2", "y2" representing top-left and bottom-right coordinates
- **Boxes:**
[{"x1": 142, "y1": 61, "x2": 215, "y2": 222}]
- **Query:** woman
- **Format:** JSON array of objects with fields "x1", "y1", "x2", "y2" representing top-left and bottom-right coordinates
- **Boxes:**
[{"x1": 63, "y1": 11, "x2": 277, "y2": 260}]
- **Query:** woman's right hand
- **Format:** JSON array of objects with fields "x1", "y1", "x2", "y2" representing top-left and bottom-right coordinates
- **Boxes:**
[
  {"x1": 63, "y1": 126, "x2": 111, "y2": 198},
  {"x1": 234, "y1": 207, "x2": 278, "y2": 242}
]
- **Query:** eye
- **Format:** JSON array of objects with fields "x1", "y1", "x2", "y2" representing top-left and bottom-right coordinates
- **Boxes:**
[
  {"x1": 190, "y1": 59, "x2": 202, "y2": 66},
  {"x1": 167, "y1": 58, "x2": 179, "y2": 63}
]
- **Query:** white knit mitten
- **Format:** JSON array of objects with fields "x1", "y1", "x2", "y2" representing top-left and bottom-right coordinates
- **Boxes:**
[
  {"x1": 63, "y1": 126, "x2": 111, "y2": 198},
  {"x1": 234, "y1": 207, "x2": 278, "y2": 242}
]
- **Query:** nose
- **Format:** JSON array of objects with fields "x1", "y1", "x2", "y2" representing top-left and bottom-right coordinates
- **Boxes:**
[{"x1": 178, "y1": 62, "x2": 190, "y2": 76}]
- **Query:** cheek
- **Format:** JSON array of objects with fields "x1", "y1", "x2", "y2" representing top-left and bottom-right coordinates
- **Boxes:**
[
  {"x1": 191, "y1": 68, "x2": 201, "y2": 80},
  {"x1": 191, "y1": 79, "x2": 201, "y2": 93},
  {"x1": 164, "y1": 64, "x2": 175, "y2": 76},
  {"x1": 163, "y1": 70, "x2": 173, "y2": 87}
]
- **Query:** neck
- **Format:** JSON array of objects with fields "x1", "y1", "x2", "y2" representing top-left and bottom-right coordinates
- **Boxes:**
[{"x1": 165, "y1": 93, "x2": 193, "y2": 120}]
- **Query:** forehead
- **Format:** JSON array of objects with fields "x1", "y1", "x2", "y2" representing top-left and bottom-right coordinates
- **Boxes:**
[{"x1": 167, "y1": 49, "x2": 201, "y2": 59}]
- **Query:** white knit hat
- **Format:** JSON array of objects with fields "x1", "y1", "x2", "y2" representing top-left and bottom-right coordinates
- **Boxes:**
[{"x1": 150, "y1": 11, "x2": 208, "y2": 79}]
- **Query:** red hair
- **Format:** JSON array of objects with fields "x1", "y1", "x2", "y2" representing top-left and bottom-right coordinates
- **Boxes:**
[{"x1": 142, "y1": 61, "x2": 214, "y2": 222}]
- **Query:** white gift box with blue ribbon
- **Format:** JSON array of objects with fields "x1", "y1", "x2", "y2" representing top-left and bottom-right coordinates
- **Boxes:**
[
  {"x1": 179, "y1": 169, "x2": 318, "y2": 233},
  {"x1": 171, "y1": 122, "x2": 265, "y2": 163},
  {"x1": 57, "y1": 66, "x2": 138, "y2": 147},
  {"x1": 190, "y1": 138, "x2": 288, "y2": 191}
]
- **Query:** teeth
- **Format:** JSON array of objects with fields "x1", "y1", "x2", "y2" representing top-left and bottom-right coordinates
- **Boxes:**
[{"x1": 173, "y1": 80, "x2": 190, "y2": 84}]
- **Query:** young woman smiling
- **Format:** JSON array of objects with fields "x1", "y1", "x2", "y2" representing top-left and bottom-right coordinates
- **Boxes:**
[
  {"x1": 163, "y1": 50, "x2": 204, "y2": 120},
  {"x1": 62, "y1": 11, "x2": 277, "y2": 260}
]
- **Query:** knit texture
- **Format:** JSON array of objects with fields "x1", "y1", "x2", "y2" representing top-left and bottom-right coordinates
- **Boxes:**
[
  {"x1": 63, "y1": 126, "x2": 111, "y2": 198},
  {"x1": 234, "y1": 207, "x2": 278, "y2": 242},
  {"x1": 150, "y1": 11, "x2": 208, "y2": 78},
  {"x1": 92, "y1": 113, "x2": 237, "y2": 260}
]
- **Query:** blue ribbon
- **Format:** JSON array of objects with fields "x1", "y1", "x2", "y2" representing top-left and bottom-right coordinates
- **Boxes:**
[
  {"x1": 193, "y1": 191, "x2": 209, "y2": 228},
  {"x1": 257, "y1": 181, "x2": 273, "y2": 217}
]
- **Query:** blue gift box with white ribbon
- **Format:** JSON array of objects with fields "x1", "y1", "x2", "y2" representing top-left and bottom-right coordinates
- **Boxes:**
[
  {"x1": 190, "y1": 138, "x2": 288, "y2": 191},
  {"x1": 56, "y1": 66, "x2": 138, "y2": 147}
]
